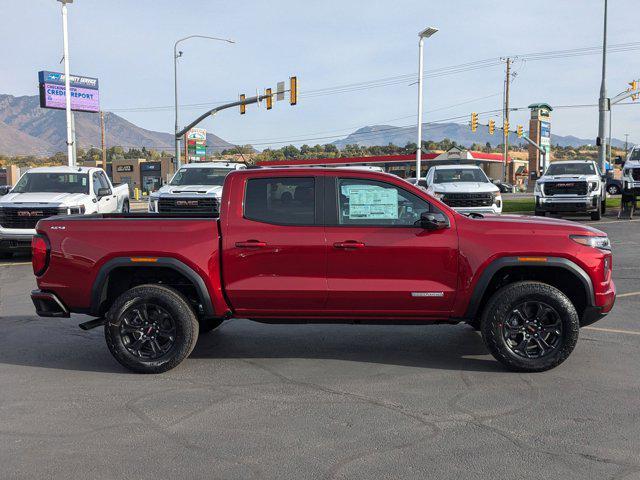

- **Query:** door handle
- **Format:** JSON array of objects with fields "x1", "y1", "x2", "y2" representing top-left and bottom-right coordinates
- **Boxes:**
[
  {"x1": 333, "y1": 241, "x2": 365, "y2": 249},
  {"x1": 235, "y1": 240, "x2": 267, "y2": 248}
]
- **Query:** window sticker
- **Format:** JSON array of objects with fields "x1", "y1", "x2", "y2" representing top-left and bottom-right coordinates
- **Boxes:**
[{"x1": 344, "y1": 185, "x2": 398, "y2": 219}]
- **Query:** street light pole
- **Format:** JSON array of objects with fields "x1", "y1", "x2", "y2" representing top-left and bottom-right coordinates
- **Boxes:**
[
  {"x1": 58, "y1": 0, "x2": 74, "y2": 167},
  {"x1": 597, "y1": 0, "x2": 609, "y2": 172},
  {"x1": 174, "y1": 35, "x2": 234, "y2": 169},
  {"x1": 415, "y1": 27, "x2": 438, "y2": 179}
]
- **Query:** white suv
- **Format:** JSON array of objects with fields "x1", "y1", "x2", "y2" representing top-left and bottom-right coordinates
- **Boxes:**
[
  {"x1": 621, "y1": 146, "x2": 640, "y2": 196},
  {"x1": 425, "y1": 165, "x2": 502, "y2": 214}
]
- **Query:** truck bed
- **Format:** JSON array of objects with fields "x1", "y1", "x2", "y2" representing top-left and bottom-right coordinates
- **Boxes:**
[{"x1": 35, "y1": 214, "x2": 223, "y2": 315}]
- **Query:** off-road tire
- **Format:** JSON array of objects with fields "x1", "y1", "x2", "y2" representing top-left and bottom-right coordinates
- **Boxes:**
[
  {"x1": 199, "y1": 318, "x2": 224, "y2": 334},
  {"x1": 601, "y1": 197, "x2": 606, "y2": 214},
  {"x1": 105, "y1": 284, "x2": 199, "y2": 373},
  {"x1": 480, "y1": 281, "x2": 579, "y2": 372}
]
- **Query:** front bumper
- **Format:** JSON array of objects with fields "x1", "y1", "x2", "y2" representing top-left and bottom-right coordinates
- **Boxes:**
[
  {"x1": 536, "y1": 196, "x2": 599, "y2": 212},
  {"x1": 0, "y1": 227, "x2": 36, "y2": 252},
  {"x1": 31, "y1": 290, "x2": 70, "y2": 318},
  {"x1": 451, "y1": 205, "x2": 502, "y2": 215}
]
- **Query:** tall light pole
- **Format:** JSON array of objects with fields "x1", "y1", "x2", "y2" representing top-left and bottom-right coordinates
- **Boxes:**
[
  {"x1": 597, "y1": 0, "x2": 609, "y2": 172},
  {"x1": 58, "y1": 0, "x2": 74, "y2": 167},
  {"x1": 416, "y1": 26, "x2": 438, "y2": 179},
  {"x1": 174, "y1": 35, "x2": 234, "y2": 168}
]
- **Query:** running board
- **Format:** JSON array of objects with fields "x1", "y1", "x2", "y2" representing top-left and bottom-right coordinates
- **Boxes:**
[{"x1": 79, "y1": 318, "x2": 106, "y2": 331}]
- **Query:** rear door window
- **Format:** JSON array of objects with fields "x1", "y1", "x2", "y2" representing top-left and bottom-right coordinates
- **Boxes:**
[{"x1": 244, "y1": 177, "x2": 316, "y2": 225}]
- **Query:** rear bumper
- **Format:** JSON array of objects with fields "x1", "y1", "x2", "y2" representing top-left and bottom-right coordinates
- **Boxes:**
[{"x1": 31, "y1": 290, "x2": 70, "y2": 318}]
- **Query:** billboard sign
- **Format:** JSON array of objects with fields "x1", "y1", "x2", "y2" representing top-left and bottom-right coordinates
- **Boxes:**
[
  {"x1": 38, "y1": 70, "x2": 100, "y2": 113},
  {"x1": 540, "y1": 121, "x2": 551, "y2": 146}
]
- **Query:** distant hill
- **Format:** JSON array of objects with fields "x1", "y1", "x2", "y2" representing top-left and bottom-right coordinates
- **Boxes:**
[
  {"x1": 331, "y1": 122, "x2": 628, "y2": 150},
  {"x1": 0, "y1": 94, "x2": 234, "y2": 156}
]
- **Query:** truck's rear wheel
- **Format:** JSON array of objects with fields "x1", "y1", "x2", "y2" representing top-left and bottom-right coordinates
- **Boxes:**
[
  {"x1": 105, "y1": 284, "x2": 199, "y2": 373},
  {"x1": 480, "y1": 281, "x2": 579, "y2": 372}
]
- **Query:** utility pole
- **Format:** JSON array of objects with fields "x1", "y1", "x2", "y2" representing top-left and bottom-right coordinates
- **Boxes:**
[
  {"x1": 100, "y1": 111, "x2": 107, "y2": 170},
  {"x1": 625, "y1": 133, "x2": 629, "y2": 156},
  {"x1": 597, "y1": 0, "x2": 609, "y2": 172},
  {"x1": 415, "y1": 27, "x2": 438, "y2": 180},
  {"x1": 502, "y1": 57, "x2": 511, "y2": 182},
  {"x1": 58, "y1": 0, "x2": 74, "y2": 167}
]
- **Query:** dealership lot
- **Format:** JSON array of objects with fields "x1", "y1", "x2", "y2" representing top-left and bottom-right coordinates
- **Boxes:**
[{"x1": 0, "y1": 216, "x2": 639, "y2": 479}]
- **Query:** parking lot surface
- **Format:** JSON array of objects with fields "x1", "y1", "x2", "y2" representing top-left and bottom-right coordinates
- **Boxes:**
[{"x1": 1, "y1": 215, "x2": 639, "y2": 480}]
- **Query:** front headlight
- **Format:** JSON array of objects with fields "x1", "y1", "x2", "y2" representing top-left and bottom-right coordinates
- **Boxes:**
[
  {"x1": 588, "y1": 181, "x2": 599, "y2": 192},
  {"x1": 494, "y1": 193, "x2": 502, "y2": 205},
  {"x1": 534, "y1": 182, "x2": 542, "y2": 193},
  {"x1": 570, "y1": 235, "x2": 611, "y2": 250}
]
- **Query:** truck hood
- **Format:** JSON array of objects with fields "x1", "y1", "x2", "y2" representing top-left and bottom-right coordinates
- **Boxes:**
[
  {"x1": 155, "y1": 185, "x2": 223, "y2": 196},
  {"x1": 0, "y1": 192, "x2": 88, "y2": 206},
  {"x1": 432, "y1": 182, "x2": 499, "y2": 194},
  {"x1": 469, "y1": 213, "x2": 606, "y2": 236}
]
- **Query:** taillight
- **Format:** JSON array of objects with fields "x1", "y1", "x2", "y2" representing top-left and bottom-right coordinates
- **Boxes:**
[{"x1": 31, "y1": 235, "x2": 50, "y2": 276}]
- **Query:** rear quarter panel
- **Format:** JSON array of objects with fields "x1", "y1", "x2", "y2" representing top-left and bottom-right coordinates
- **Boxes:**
[{"x1": 35, "y1": 217, "x2": 225, "y2": 314}]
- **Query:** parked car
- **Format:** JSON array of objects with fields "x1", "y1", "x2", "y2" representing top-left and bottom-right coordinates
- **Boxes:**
[
  {"x1": 0, "y1": 166, "x2": 129, "y2": 258},
  {"x1": 535, "y1": 160, "x2": 606, "y2": 220},
  {"x1": 425, "y1": 165, "x2": 502, "y2": 214},
  {"x1": 31, "y1": 168, "x2": 615, "y2": 374},
  {"x1": 605, "y1": 176, "x2": 622, "y2": 195},
  {"x1": 492, "y1": 179, "x2": 515, "y2": 194},
  {"x1": 0, "y1": 185, "x2": 11, "y2": 196},
  {"x1": 148, "y1": 162, "x2": 245, "y2": 213}
]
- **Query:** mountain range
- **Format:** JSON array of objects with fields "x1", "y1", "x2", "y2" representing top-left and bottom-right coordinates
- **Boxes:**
[
  {"x1": 0, "y1": 94, "x2": 234, "y2": 156},
  {"x1": 331, "y1": 123, "x2": 628, "y2": 149},
  {"x1": 0, "y1": 93, "x2": 629, "y2": 156}
]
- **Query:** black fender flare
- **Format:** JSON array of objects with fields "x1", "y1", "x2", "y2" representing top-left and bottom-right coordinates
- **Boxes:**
[
  {"x1": 464, "y1": 256, "x2": 595, "y2": 319},
  {"x1": 90, "y1": 257, "x2": 214, "y2": 317}
]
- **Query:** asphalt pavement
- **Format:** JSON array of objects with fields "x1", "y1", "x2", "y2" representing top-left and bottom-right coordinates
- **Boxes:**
[{"x1": 1, "y1": 214, "x2": 639, "y2": 480}]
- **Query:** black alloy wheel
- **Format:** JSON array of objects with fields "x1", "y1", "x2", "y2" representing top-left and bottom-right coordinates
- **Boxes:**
[
  {"x1": 500, "y1": 301, "x2": 562, "y2": 359},
  {"x1": 119, "y1": 303, "x2": 176, "y2": 360}
]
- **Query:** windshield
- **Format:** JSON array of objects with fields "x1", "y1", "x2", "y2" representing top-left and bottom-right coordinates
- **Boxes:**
[
  {"x1": 434, "y1": 168, "x2": 488, "y2": 183},
  {"x1": 169, "y1": 168, "x2": 232, "y2": 186},
  {"x1": 545, "y1": 163, "x2": 596, "y2": 176},
  {"x1": 12, "y1": 172, "x2": 89, "y2": 194},
  {"x1": 630, "y1": 149, "x2": 640, "y2": 161}
]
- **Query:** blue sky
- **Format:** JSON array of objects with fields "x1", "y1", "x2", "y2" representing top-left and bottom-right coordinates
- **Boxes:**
[{"x1": 2, "y1": 0, "x2": 639, "y2": 147}]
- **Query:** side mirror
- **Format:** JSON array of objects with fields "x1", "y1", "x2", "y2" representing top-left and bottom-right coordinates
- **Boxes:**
[
  {"x1": 97, "y1": 187, "x2": 112, "y2": 197},
  {"x1": 420, "y1": 212, "x2": 449, "y2": 230}
]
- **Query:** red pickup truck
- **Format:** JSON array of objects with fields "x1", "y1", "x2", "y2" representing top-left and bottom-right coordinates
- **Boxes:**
[{"x1": 30, "y1": 168, "x2": 615, "y2": 373}]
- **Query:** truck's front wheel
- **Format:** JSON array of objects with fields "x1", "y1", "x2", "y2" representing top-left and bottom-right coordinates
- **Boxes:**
[
  {"x1": 480, "y1": 281, "x2": 579, "y2": 372},
  {"x1": 105, "y1": 284, "x2": 199, "y2": 373}
]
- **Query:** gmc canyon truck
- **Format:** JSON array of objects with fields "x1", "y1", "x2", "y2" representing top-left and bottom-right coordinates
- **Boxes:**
[
  {"x1": 0, "y1": 166, "x2": 129, "y2": 258},
  {"x1": 30, "y1": 168, "x2": 615, "y2": 373}
]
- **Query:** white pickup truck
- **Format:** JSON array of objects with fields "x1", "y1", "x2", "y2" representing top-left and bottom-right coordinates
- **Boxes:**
[
  {"x1": 534, "y1": 160, "x2": 605, "y2": 220},
  {"x1": 148, "y1": 161, "x2": 245, "y2": 213},
  {"x1": 621, "y1": 146, "x2": 640, "y2": 195},
  {"x1": 0, "y1": 166, "x2": 129, "y2": 258},
  {"x1": 424, "y1": 164, "x2": 502, "y2": 214}
]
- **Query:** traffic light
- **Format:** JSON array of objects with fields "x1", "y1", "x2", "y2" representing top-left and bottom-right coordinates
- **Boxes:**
[
  {"x1": 239, "y1": 94, "x2": 246, "y2": 114},
  {"x1": 503, "y1": 120, "x2": 509, "y2": 133},
  {"x1": 470, "y1": 112, "x2": 478, "y2": 132},
  {"x1": 290, "y1": 76, "x2": 297, "y2": 105},
  {"x1": 488, "y1": 120, "x2": 495, "y2": 135},
  {"x1": 517, "y1": 125, "x2": 523, "y2": 138},
  {"x1": 629, "y1": 80, "x2": 638, "y2": 101},
  {"x1": 265, "y1": 88, "x2": 273, "y2": 110}
]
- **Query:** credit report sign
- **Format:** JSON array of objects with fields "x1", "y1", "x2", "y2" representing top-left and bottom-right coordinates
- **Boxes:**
[{"x1": 38, "y1": 71, "x2": 100, "y2": 113}]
